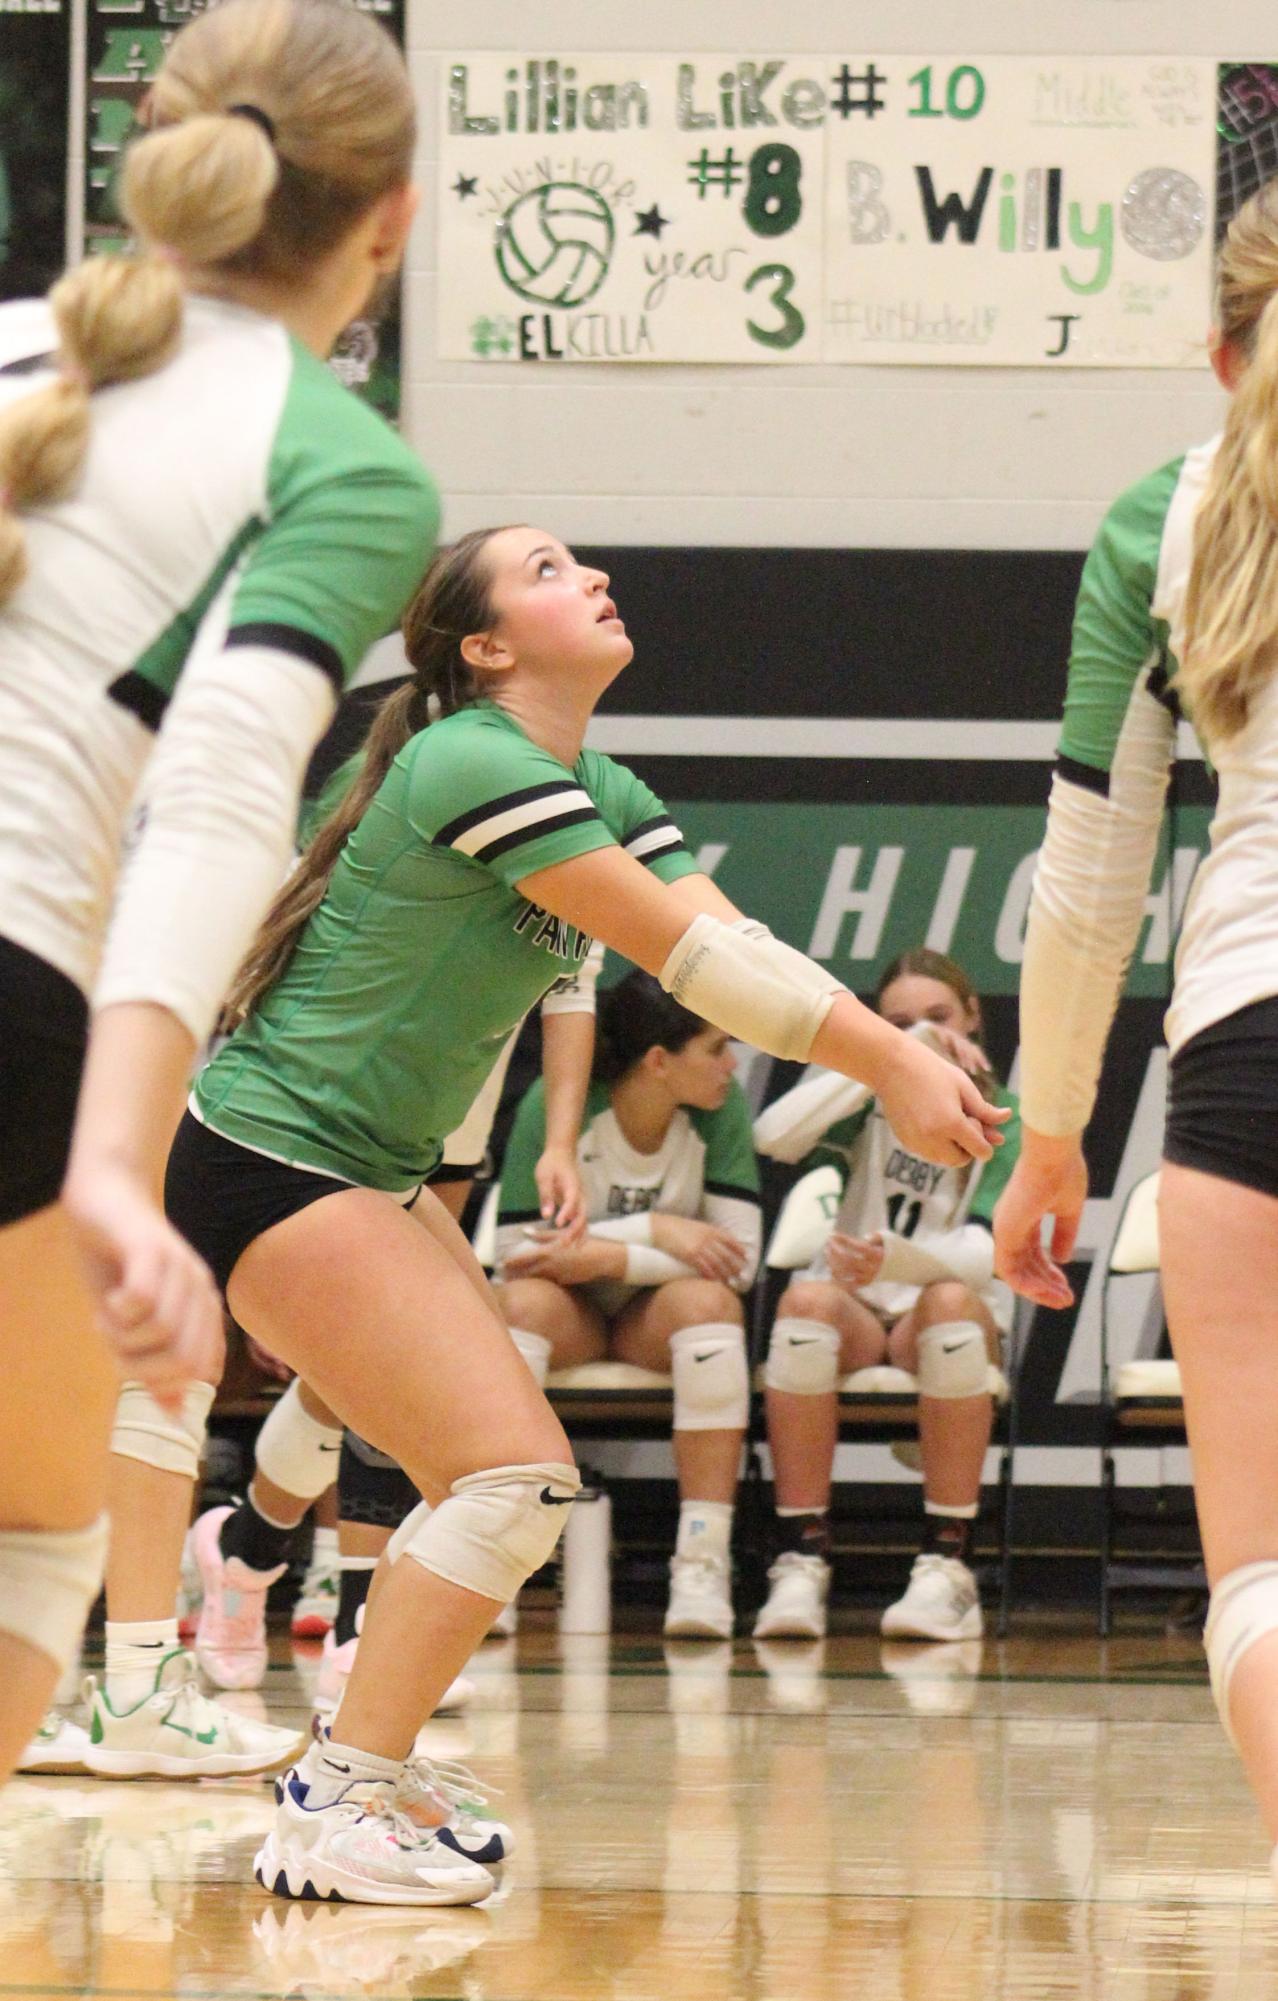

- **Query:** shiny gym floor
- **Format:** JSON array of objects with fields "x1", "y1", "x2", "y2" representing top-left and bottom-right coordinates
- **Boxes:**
[{"x1": 2, "y1": 1618, "x2": 1274, "y2": 2001}]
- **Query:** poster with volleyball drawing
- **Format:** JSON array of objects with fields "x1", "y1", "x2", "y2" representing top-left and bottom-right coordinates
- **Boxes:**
[
  {"x1": 439, "y1": 52, "x2": 1216, "y2": 366},
  {"x1": 438, "y1": 56, "x2": 825, "y2": 363}
]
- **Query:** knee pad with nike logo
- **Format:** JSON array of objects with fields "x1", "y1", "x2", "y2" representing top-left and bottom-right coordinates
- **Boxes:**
[
  {"x1": 764, "y1": 1316, "x2": 841, "y2": 1396},
  {"x1": 384, "y1": 1461, "x2": 580, "y2": 1604},
  {"x1": 916, "y1": 1321, "x2": 988, "y2": 1400},
  {"x1": 670, "y1": 1323, "x2": 749, "y2": 1432}
]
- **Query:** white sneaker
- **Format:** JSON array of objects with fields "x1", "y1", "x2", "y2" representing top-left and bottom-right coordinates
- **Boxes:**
[
  {"x1": 17, "y1": 1711, "x2": 90, "y2": 1774},
  {"x1": 291, "y1": 1556, "x2": 340, "y2": 1639},
  {"x1": 752, "y1": 1552, "x2": 831, "y2": 1639},
  {"x1": 395, "y1": 1755, "x2": 514, "y2": 1867},
  {"x1": 255, "y1": 1765, "x2": 495, "y2": 1906},
  {"x1": 880, "y1": 1553, "x2": 983, "y2": 1642},
  {"x1": 664, "y1": 1554, "x2": 734, "y2": 1639},
  {"x1": 83, "y1": 1647, "x2": 305, "y2": 1778}
]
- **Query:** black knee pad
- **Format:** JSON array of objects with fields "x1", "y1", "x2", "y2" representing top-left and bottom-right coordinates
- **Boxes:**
[{"x1": 339, "y1": 1431, "x2": 421, "y2": 1529}]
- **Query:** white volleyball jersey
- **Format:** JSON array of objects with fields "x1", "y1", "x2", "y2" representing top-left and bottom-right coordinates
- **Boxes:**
[
  {"x1": 497, "y1": 1074, "x2": 762, "y2": 1291},
  {"x1": 802, "y1": 1090, "x2": 1020, "y2": 1329},
  {"x1": 0, "y1": 294, "x2": 436, "y2": 1003}
]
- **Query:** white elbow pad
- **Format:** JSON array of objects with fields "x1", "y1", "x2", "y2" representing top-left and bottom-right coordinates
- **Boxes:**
[{"x1": 659, "y1": 916, "x2": 845, "y2": 1062}]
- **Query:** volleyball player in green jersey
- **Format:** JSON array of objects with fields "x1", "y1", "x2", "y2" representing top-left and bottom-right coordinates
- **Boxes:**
[
  {"x1": 995, "y1": 184, "x2": 1278, "y2": 1881},
  {"x1": 0, "y1": 0, "x2": 433, "y2": 1788},
  {"x1": 163, "y1": 522, "x2": 1007, "y2": 1905}
]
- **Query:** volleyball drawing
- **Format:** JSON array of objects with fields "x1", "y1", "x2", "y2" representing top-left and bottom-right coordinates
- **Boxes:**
[{"x1": 494, "y1": 182, "x2": 615, "y2": 308}]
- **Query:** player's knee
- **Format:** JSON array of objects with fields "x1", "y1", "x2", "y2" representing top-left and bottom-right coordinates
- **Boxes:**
[
  {"x1": 764, "y1": 1315, "x2": 841, "y2": 1396},
  {"x1": 111, "y1": 1379, "x2": 215, "y2": 1482},
  {"x1": 496, "y1": 1278, "x2": 562, "y2": 1335},
  {"x1": 779, "y1": 1280, "x2": 840, "y2": 1323},
  {"x1": 255, "y1": 1378, "x2": 342, "y2": 1498},
  {"x1": 386, "y1": 1461, "x2": 580, "y2": 1603},
  {"x1": 1205, "y1": 1563, "x2": 1278, "y2": 1749},
  {"x1": 669, "y1": 1323, "x2": 749, "y2": 1432},
  {"x1": 916, "y1": 1321, "x2": 989, "y2": 1401},
  {"x1": 917, "y1": 1280, "x2": 979, "y2": 1325},
  {"x1": 661, "y1": 1276, "x2": 743, "y2": 1328},
  {"x1": 0, "y1": 1515, "x2": 109, "y2": 1672}
]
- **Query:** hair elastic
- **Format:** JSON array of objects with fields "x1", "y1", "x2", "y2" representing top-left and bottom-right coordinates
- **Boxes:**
[{"x1": 228, "y1": 102, "x2": 276, "y2": 144}]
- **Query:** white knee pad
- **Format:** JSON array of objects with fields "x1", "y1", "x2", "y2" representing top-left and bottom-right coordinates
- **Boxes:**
[
  {"x1": 764, "y1": 1316, "x2": 841, "y2": 1396},
  {"x1": 1205, "y1": 1563, "x2": 1278, "y2": 1750},
  {"x1": 255, "y1": 1380, "x2": 342, "y2": 1500},
  {"x1": 670, "y1": 1324, "x2": 749, "y2": 1432},
  {"x1": 111, "y1": 1379, "x2": 215, "y2": 1481},
  {"x1": 915, "y1": 1321, "x2": 989, "y2": 1401},
  {"x1": 0, "y1": 1514, "x2": 109, "y2": 1671},
  {"x1": 510, "y1": 1326, "x2": 552, "y2": 1390},
  {"x1": 385, "y1": 1461, "x2": 580, "y2": 1603}
]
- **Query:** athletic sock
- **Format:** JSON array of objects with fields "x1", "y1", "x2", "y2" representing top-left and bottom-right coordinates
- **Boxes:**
[
  {"x1": 219, "y1": 1490, "x2": 298, "y2": 1574},
  {"x1": 104, "y1": 1618, "x2": 180, "y2": 1710},
  {"x1": 675, "y1": 1499, "x2": 733, "y2": 1564},
  {"x1": 335, "y1": 1557, "x2": 377, "y2": 1647},
  {"x1": 775, "y1": 1506, "x2": 831, "y2": 1561},
  {"x1": 296, "y1": 1733, "x2": 403, "y2": 1806},
  {"x1": 922, "y1": 1501, "x2": 977, "y2": 1563}
]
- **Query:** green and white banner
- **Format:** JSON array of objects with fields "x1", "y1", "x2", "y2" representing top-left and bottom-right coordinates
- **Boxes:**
[{"x1": 440, "y1": 52, "x2": 1216, "y2": 366}]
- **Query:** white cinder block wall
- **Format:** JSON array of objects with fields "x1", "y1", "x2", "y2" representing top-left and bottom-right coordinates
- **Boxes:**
[{"x1": 401, "y1": 0, "x2": 1271, "y2": 552}]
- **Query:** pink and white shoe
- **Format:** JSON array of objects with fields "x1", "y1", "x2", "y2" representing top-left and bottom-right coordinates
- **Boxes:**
[
  {"x1": 311, "y1": 1611, "x2": 475, "y2": 1732},
  {"x1": 191, "y1": 1506, "x2": 285, "y2": 1690}
]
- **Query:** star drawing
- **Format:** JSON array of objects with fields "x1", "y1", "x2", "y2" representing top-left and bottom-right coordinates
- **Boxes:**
[
  {"x1": 633, "y1": 203, "x2": 671, "y2": 239},
  {"x1": 453, "y1": 173, "x2": 479, "y2": 200}
]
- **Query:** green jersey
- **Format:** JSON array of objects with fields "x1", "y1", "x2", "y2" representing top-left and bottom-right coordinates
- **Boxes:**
[{"x1": 194, "y1": 702, "x2": 696, "y2": 1188}]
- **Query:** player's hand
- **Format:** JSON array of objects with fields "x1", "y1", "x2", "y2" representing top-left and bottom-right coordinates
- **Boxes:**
[
  {"x1": 651, "y1": 1213, "x2": 747, "y2": 1284},
  {"x1": 503, "y1": 1230, "x2": 619, "y2": 1286},
  {"x1": 993, "y1": 1130, "x2": 1087, "y2": 1309},
  {"x1": 875, "y1": 1034, "x2": 1009, "y2": 1168},
  {"x1": 61, "y1": 1161, "x2": 224, "y2": 1408},
  {"x1": 928, "y1": 1024, "x2": 990, "y2": 1081},
  {"x1": 533, "y1": 1145, "x2": 587, "y2": 1246},
  {"x1": 826, "y1": 1231, "x2": 886, "y2": 1291}
]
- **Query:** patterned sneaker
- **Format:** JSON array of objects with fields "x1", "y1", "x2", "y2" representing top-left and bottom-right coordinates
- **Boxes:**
[
  {"x1": 395, "y1": 1755, "x2": 514, "y2": 1868},
  {"x1": 663, "y1": 1553, "x2": 734, "y2": 1639},
  {"x1": 192, "y1": 1505, "x2": 285, "y2": 1690},
  {"x1": 752, "y1": 1552, "x2": 831, "y2": 1640},
  {"x1": 312, "y1": 1618, "x2": 474, "y2": 1727},
  {"x1": 83, "y1": 1647, "x2": 304, "y2": 1779},
  {"x1": 255, "y1": 1766, "x2": 495, "y2": 1906},
  {"x1": 291, "y1": 1555, "x2": 340, "y2": 1640},
  {"x1": 880, "y1": 1553, "x2": 983, "y2": 1642},
  {"x1": 17, "y1": 1711, "x2": 91, "y2": 1774}
]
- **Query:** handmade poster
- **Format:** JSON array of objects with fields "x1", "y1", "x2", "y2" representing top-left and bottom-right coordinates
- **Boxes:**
[
  {"x1": 822, "y1": 56, "x2": 1215, "y2": 367},
  {"x1": 82, "y1": 0, "x2": 405, "y2": 413},
  {"x1": 439, "y1": 53, "x2": 1217, "y2": 367},
  {"x1": 0, "y1": 0, "x2": 72, "y2": 301},
  {"x1": 1217, "y1": 63, "x2": 1278, "y2": 239}
]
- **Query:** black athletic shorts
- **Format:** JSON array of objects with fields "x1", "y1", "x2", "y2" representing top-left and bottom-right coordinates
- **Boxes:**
[
  {"x1": 1164, "y1": 995, "x2": 1278, "y2": 1201},
  {"x1": 0, "y1": 935, "x2": 89, "y2": 1227},
  {"x1": 166, "y1": 1112, "x2": 364, "y2": 1296}
]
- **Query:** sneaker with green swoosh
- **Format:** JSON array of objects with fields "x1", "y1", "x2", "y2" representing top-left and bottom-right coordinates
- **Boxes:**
[{"x1": 83, "y1": 1648, "x2": 305, "y2": 1779}]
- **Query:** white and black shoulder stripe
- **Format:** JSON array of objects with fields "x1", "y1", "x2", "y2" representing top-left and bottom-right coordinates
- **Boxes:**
[
  {"x1": 436, "y1": 780, "x2": 600, "y2": 865},
  {"x1": 623, "y1": 814, "x2": 688, "y2": 868}
]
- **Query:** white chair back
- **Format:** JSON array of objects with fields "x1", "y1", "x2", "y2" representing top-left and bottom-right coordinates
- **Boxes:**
[
  {"x1": 472, "y1": 1180, "x2": 500, "y2": 1271},
  {"x1": 764, "y1": 1164, "x2": 842, "y2": 1273},
  {"x1": 1108, "y1": 1170, "x2": 1160, "y2": 1275}
]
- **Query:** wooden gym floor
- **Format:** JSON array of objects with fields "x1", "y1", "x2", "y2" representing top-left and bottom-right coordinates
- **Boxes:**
[{"x1": 1, "y1": 1617, "x2": 1275, "y2": 2000}]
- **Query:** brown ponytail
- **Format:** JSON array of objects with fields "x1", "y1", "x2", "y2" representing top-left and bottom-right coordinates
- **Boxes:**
[
  {"x1": 0, "y1": 0, "x2": 414, "y2": 609},
  {"x1": 1181, "y1": 182, "x2": 1278, "y2": 745},
  {"x1": 222, "y1": 526, "x2": 514, "y2": 1027}
]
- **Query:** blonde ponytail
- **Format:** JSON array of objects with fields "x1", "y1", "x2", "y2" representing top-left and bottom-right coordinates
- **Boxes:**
[
  {"x1": 1182, "y1": 184, "x2": 1278, "y2": 744},
  {"x1": 0, "y1": 0, "x2": 413, "y2": 612}
]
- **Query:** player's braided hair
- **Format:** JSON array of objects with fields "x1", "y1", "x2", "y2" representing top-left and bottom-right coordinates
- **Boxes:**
[
  {"x1": 1182, "y1": 180, "x2": 1278, "y2": 743},
  {"x1": 222, "y1": 528, "x2": 507, "y2": 1027},
  {"x1": 0, "y1": 0, "x2": 413, "y2": 606}
]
